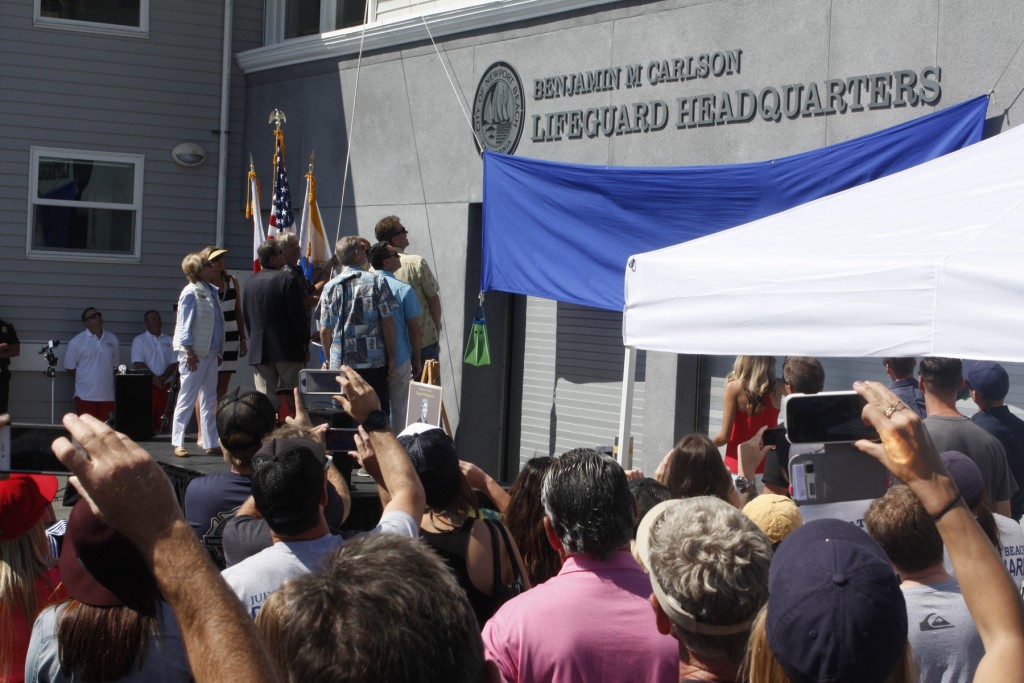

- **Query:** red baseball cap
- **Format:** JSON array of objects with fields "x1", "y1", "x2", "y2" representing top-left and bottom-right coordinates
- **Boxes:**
[{"x1": 0, "y1": 474, "x2": 59, "y2": 541}]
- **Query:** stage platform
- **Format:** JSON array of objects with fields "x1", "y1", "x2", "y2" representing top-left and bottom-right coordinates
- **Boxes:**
[{"x1": 10, "y1": 424, "x2": 385, "y2": 531}]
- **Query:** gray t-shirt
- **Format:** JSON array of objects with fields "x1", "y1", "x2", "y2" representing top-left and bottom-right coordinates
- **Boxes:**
[
  {"x1": 26, "y1": 600, "x2": 192, "y2": 683},
  {"x1": 924, "y1": 415, "x2": 1018, "y2": 502},
  {"x1": 902, "y1": 578, "x2": 983, "y2": 683},
  {"x1": 221, "y1": 511, "x2": 418, "y2": 617}
]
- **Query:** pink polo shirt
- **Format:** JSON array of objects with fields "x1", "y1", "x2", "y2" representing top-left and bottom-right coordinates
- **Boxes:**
[{"x1": 482, "y1": 551, "x2": 679, "y2": 683}]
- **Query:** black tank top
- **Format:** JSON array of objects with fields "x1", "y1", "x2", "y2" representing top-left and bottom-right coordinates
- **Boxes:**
[{"x1": 420, "y1": 518, "x2": 496, "y2": 627}]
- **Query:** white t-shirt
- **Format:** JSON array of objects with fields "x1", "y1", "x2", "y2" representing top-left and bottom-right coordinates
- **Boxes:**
[
  {"x1": 996, "y1": 513, "x2": 1024, "y2": 590},
  {"x1": 131, "y1": 331, "x2": 175, "y2": 376},
  {"x1": 221, "y1": 510, "x2": 417, "y2": 617},
  {"x1": 64, "y1": 329, "x2": 120, "y2": 401},
  {"x1": 943, "y1": 513, "x2": 1024, "y2": 591}
]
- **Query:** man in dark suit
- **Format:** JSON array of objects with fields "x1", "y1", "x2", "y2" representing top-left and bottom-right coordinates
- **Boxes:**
[{"x1": 243, "y1": 240, "x2": 308, "y2": 399}]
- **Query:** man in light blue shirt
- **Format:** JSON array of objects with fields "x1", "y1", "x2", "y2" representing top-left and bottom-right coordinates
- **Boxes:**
[{"x1": 369, "y1": 242, "x2": 421, "y2": 430}]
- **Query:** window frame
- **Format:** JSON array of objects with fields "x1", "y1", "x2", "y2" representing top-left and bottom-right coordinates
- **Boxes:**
[
  {"x1": 33, "y1": 0, "x2": 150, "y2": 38},
  {"x1": 27, "y1": 147, "x2": 146, "y2": 264},
  {"x1": 265, "y1": 0, "x2": 375, "y2": 44}
]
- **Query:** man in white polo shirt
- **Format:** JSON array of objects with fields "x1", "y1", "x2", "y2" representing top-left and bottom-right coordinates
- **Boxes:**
[
  {"x1": 131, "y1": 309, "x2": 176, "y2": 432},
  {"x1": 65, "y1": 306, "x2": 120, "y2": 421}
]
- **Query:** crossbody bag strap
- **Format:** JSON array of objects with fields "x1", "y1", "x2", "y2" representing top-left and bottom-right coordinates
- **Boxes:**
[
  {"x1": 483, "y1": 518, "x2": 502, "y2": 595},
  {"x1": 493, "y1": 520, "x2": 522, "y2": 584}
]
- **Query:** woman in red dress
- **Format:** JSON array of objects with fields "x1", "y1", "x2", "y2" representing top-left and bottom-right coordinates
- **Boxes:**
[{"x1": 713, "y1": 355, "x2": 783, "y2": 474}]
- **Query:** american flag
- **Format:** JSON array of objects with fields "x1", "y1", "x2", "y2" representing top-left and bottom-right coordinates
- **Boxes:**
[{"x1": 268, "y1": 130, "x2": 294, "y2": 237}]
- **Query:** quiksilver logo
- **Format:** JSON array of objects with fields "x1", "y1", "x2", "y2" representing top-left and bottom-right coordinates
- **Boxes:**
[
  {"x1": 919, "y1": 613, "x2": 954, "y2": 631},
  {"x1": 473, "y1": 62, "x2": 525, "y2": 155}
]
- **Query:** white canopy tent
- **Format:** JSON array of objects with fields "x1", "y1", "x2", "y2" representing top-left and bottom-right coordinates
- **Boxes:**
[
  {"x1": 623, "y1": 122, "x2": 1024, "y2": 360},
  {"x1": 615, "y1": 123, "x2": 1024, "y2": 460}
]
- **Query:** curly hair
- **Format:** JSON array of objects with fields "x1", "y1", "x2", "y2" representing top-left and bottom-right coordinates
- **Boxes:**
[{"x1": 648, "y1": 497, "x2": 772, "y2": 662}]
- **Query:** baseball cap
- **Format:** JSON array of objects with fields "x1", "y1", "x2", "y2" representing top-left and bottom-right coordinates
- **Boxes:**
[
  {"x1": 217, "y1": 387, "x2": 278, "y2": 447},
  {"x1": 60, "y1": 500, "x2": 157, "y2": 607},
  {"x1": 940, "y1": 450, "x2": 983, "y2": 506},
  {"x1": 0, "y1": 474, "x2": 59, "y2": 541},
  {"x1": 963, "y1": 360, "x2": 1010, "y2": 401},
  {"x1": 398, "y1": 426, "x2": 459, "y2": 508},
  {"x1": 742, "y1": 493, "x2": 803, "y2": 545},
  {"x1": 767, "y1": 519, "x2": 906, "y2": 683},
  {"x1": 251, "y1": 438, "x2": 327, "y2": 536},
  {"x1": 207, "y1": 247, "x2": 228, "y2": 260}
]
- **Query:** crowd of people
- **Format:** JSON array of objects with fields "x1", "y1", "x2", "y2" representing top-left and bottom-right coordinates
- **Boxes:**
[
  {"x1": 1, "y1": 349, "x2": 1024, "y2": 682},
  {"x1": 4, "y1": 222, "x2": 1024, "y2": 682}
]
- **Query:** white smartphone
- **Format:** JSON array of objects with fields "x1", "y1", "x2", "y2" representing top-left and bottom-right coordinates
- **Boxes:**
[
  {"x1": 0, "y1": 424, "x2": 73, "y2": 475},
  {"x1": 299, "y1": 369, "x2": 343, "y2": 396}
]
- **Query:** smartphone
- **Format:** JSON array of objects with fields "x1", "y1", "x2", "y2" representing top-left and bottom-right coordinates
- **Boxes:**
[
  {"x1": 325, "y1": 427, "x2": 357, "y2": 453},
  {"x1": 789, "y1": 443, "x2": 889, "y2": 505},
  {"x1": 0, "y1": 424, "x2": 72, "y2": 475},
  {"x1": 761, "y1": 427, "x2": 785, "y2": 447},
  {"x1": 299, "y1": 369, "x2": 343, "y2": 396},
  {"x1": 784, "y1": 391, "x2": 878, "y2": 444}
]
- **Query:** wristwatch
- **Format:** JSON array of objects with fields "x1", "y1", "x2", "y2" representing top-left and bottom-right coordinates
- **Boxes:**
[
  {"x1": 735, "y1": 476, "x2": 756, "y2": 494},
  {"x1": 361, "y1": 410, "x2": 390, "y2": 433}
]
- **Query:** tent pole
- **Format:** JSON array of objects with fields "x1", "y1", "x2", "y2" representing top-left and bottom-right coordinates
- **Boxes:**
[{"x1": 616, "y1": 346, "x2": 637, "y2": 469}]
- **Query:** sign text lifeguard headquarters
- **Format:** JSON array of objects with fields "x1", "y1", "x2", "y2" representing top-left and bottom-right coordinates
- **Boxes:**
[{"x1": 529, "y1": 50, "x2": 942, "y2": 142}]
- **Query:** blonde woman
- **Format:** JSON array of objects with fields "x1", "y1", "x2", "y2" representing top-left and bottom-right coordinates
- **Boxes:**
[
  {"x1": 170, "y1": 253, "x2": 224, "y2": 457},
  {"x1": 0, "y1": 467, "x2": 64, "y2": 683},
  {"x1": 712, "y1": 356, "x2": 782, "y2": 474}
]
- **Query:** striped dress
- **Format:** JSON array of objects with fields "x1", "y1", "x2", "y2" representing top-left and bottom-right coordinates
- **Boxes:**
[{"x1": 219, "y1": 275, "x2": 240, "y2": 372}]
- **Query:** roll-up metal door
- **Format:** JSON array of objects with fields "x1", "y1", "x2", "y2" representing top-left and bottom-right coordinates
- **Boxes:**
[{"x1": 509, "y1": 296, "x2": 648, "y2": 471}]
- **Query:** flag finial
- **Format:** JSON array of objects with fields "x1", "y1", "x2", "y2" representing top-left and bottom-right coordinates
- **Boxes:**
[
  {"x1": 268, "y1": 109, "x2": 287, "y2": 131},
  {"x1": 308, "y1": 149, "x2": 315, "y2": 173}
]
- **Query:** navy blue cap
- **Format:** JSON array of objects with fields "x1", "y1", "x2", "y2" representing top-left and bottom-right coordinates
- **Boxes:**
[
  {"x1": 767, "y1": 519, "x2": 906, "y2": 683},
  {"x1": 964, "y1": 361, "x2": 1009, "y2": 401}
]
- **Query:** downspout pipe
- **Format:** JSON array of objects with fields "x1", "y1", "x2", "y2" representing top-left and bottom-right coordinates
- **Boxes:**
[{"x1": 215, "y1": 0, "x2": 234, "y2": 246}]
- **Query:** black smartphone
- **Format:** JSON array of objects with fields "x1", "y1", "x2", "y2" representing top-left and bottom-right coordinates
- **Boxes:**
[
  {"x1": 325, "y1": 427, "x2": 357, "y2": 453},
  {"x1": 761, "y1": 427, "x2": 785, "y2": 447},
  {"x1": 784, "y1": 392, "x2": 879, "y2": 444},
  {"x1": 0, "y1": 424, "x2": 72, "y2": 475}
]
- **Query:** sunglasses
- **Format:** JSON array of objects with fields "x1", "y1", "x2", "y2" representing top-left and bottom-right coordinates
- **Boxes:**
[{"x1": 85, "y1": 312, "x2": 102, "y2": 321}]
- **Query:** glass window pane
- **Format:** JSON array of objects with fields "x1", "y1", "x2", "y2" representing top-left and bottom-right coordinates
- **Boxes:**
[
  {"x1": 39, "y1": 0, "x2": 141, "y2": 27},
  {"x1": 285, "y1": 0, "x2": 321, "y2": 38},
  {"x1": 37, "y1": 157, "x2": 135, "y2": 204},
  {"x1": 335, "y1": 0, "x2": 367, "y2": 29},
  {"x1": 33, "y1": 206, "x2": 136, "y2": 254}
]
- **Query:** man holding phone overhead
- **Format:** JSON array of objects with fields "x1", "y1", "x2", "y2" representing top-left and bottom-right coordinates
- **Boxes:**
[{"x1": 760, "y1": 356, "x2": 825, "y2": 496}]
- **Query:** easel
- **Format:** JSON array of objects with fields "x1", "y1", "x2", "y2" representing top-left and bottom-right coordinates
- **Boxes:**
[{"x1": 419, "y1": 360, "x2": 453, "y2": 437}]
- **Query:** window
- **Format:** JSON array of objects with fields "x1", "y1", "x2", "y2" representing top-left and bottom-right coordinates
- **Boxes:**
[
  {"x1": 28, "y1": 148, "x2": 144, "y2": 262},
  {"x1": 272, "y1": 0, "x2": 369, "y2": 41},
  {"x1": 35, "y1": 0, "x2": 149, "y2": 36}
]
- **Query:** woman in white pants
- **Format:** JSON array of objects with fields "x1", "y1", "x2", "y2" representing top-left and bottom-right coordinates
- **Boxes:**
[{"x1": 171, "y1": 253, "x2": 224, "y2": 457}]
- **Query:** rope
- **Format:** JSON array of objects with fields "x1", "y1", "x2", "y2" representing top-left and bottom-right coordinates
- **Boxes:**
[
  {"x1": 399, "y1": 57, "x2": 460, "y2": 415},
  {"x1": 419, "y1": 13, "x2": 484, "y2": 152},
  {"x1": 333, "y1": 21, "x2": 369, "y2": 244},
  {"x1": 990, "y1": 31, "x2": 1024, "y2": 99}
]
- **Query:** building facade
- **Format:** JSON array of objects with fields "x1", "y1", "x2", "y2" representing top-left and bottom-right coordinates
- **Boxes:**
[{"x1": 4, "y1": 0, "x2": 1024, "y2": 481}]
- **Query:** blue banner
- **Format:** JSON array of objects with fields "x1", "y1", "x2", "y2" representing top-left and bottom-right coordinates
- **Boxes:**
[{"x1": 482, "y1": 95, "x2": 989, "y2": 311}]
